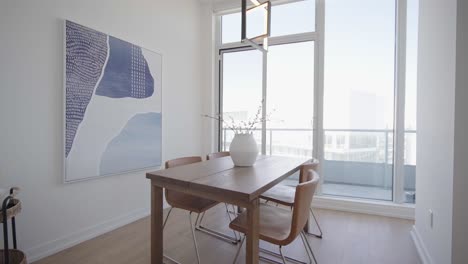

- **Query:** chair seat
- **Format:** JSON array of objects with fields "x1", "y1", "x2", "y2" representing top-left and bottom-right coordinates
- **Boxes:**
[
  {"x1": 229, "y1": 204, "x2": 293, "y2": 246},
  {"x1": 167, "y1": 191, "x2": 219, "y2": 213},
  {"x1": 260, "y1": 184, "x2": 296, "y2": 207}
]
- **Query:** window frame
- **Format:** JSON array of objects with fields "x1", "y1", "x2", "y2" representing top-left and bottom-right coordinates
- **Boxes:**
[{"x1": 214, "y1": 0, "x2": 413, "y2": 205}]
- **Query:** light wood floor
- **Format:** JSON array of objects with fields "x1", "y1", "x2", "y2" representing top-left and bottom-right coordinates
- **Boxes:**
[{"x1": 34, "y1": 205, "x2": 421, "y2": 264}]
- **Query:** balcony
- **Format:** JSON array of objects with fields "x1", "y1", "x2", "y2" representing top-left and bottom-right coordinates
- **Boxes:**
[{"x1": 222, "y1": 128, "x2": 416, "y2": 203}]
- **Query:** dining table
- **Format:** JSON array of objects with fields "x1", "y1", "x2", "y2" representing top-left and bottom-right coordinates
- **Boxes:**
[{"x1": 146, "y1": 155, "x2": 310, "y2": 264}]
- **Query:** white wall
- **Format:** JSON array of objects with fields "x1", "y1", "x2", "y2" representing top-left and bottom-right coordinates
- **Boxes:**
[
  {"x1": 0, "y1": 0, "x2": 204, "y2": 261},
  {"x1": 415, "y1": 0, "x2": 457, "y2": 263},
  {"x1": 200, "y1": 1, "x2": 218, "y2": 155},
  {"x1": 453, "y1": 0, "x2": 468, "y2": 263}
]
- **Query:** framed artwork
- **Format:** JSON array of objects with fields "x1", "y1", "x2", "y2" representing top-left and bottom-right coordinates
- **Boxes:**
[{"x1": 64, "y1": 20, "x2": 162, "y2": 182}]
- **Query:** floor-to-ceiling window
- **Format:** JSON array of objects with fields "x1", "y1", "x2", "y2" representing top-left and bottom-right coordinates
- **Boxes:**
[
  {"x1": 322, "y1": 0, "x2": 396, "y2": 201},
  {"x1": 216, "y1": 0, "x2": 417, "y2": 204},
  {"x1": 219, "y1": 0, "x2": 316, "y2": 162},
  {"x1": 220, "y1": 49, "x2": 263, "y2": 151},
  {"x1": 403, "y1": 0, "x2": 418, "y2": 204},
  {"x1": 266, "y1": 42, "x2": 315, "y2": 157}
]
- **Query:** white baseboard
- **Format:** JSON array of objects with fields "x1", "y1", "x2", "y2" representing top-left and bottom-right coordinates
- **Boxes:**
[
  {"x1": 26, "y1": 207, "x2": 150, "y2": 263},
  {"x1": 25, "y1": 196, "x2": 413, "y2": 263},
  {"x1": 411, "y1": 226, "x2": 433, "y2": 264},
  {"x1": 312, "y1": 195, "x2": 415, "y2": 220}
]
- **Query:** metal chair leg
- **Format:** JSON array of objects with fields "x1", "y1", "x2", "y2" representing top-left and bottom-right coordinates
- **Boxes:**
[
  {"x1": 224, "y1": 203, "x2": 240, "y2": 241},
  {"x1": 260, "y1": 247, "x2": 309, "y2": 264},
  {"x1": 301, "y1": 231, "x2": 318, "y2": 264},
  {"x1": 306, "y1": 208, "x2": 323, "y2": 239},
  {"x1": 198, "y1": 211, "x2": 206, "y2": 225},
  {"x1": 189, "y1": 212, "x2": 201, "y2": 264},
  {"x1": 195, "y1": 206, "x2": 239, "y2": 244},
  {"x1": 278, "y1": 246, "x2": 287, "y2": 264},
  {"x1": 162, "y1": 207, "x2": 184, "y2": 264},
  {"x1": 233, "y1": 235, "x2": 245, "y2": 264},
  {"x1": 163, "y1": 207, "x2": 173, "y2": 230},
  {"x1": 227, "y1": 204, "x2": 239, "y2": 216},
  {"x1": 300, "y1": 231, "x2": 313, "y2": 263}
]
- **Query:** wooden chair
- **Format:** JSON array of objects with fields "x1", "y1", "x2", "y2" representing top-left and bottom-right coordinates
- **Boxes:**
[
  {"x1": 163, "y1": 156, "x2": 216, "y2": 264},
  {"x1": 163, "y1": 156, "x2": 237, "y2": 264},
  {"x1": 206, "y1": 151, "x2": 230, "y2": 160},
  {"x1": 200, "y1": 151, "x2": 240, "y2": 242},
  {"x1": 260, "y1": 160, "x2": 323, "y2": 239},
  {"x1": 230, "y1": 170, "x2": 320, "y2": 264}
]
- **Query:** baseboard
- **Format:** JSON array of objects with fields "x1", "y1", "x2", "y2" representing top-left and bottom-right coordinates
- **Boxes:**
[
  {"x1": 312, "y1": 196, "x2": 415, "y2": 220},
  {"x1": 25, "y1": 196, "x2": 413, "y2": 262},
  {"x1": 411, "y1": 226, "x2": 433, "y2": 264},
  {"x1": 26, "y1": 207, "x2": 150, "y2": 263}
]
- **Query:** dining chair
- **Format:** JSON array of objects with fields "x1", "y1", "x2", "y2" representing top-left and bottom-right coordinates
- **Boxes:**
[
  {"x1": 162, "y1": 156, "x2": 237, "y2": 264},
  {"x1": 206, "y1": 151, "x2": 230, "y2": 160},
  {"x1": 230, "y1": 170, "x2": 320, "y2": 264},
  {"x1": 260, "y1": 160, "x2": 323, "y2": 239},
  {"x1": 202, "y1": 151, "x2": 241, "y2": 242},
  {"x1": 163, "y1": 156, "x2": 215, "y2": 264}
]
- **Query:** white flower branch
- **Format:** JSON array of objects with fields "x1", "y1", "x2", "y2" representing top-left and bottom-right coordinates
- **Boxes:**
[{"x1": 203, "y1": 100, "x2": 276, "y2": 135}]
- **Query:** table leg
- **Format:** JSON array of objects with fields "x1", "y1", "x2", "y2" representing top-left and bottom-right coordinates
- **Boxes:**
[
  {"x1": 151, "y1": 184, "x2": 163, "y2": 264},
  {"x1": 246, "y1": 198, "x2": 260, "y2": 264}
]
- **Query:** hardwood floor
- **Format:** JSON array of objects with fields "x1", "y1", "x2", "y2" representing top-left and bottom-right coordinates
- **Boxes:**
[{"x1": 34, "y1": 205, "x2": 421, "y2": 264}]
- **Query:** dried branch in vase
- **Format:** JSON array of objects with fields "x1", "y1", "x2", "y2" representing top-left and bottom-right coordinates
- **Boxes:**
[{"x1": 202, "y1": 101, "x2": 275, "y2": 135}]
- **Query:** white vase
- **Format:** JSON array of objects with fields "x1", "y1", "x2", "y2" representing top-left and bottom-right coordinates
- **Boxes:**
[{"x1": 229, "y1": 133, "x2": 259, "y2": 167}]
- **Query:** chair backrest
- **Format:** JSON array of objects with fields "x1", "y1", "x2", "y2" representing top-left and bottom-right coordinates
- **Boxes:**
[
  {"x1": 299, "y1": 160, "x2": 319, "y2": 183},
  {"x1": 285, "y1": 170, "x2": 320, "y2": 244},
  {"x1": 165, "y1": 156, "x2": 202, "y2": 169},
  {"x1": 164, "y1": 156, "x2": 202, "y2": 206},
  {"x1": 206, "y1": 151, "x2": 230, "y2": 160}
]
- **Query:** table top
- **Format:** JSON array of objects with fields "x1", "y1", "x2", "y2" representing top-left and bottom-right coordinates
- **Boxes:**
[{"x1": 146, "y1": 155, "x2": 309, "y2": 204}]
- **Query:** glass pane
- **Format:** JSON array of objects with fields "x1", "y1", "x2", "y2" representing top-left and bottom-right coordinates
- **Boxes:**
[
  {"x1": 246, "y1": 3, "x2": 268, "y2": 39},
  {"x1": 404, "y1": 0, "x2": 419, "y2": 204},
  {"x1": 267, "y1": 42, "x2": 314, "y2": 160},
  {"x1": 322, "y1": 0, "x2": 396, "y2": 201},
  {"x1": 222, "y1": 12, "x2": 241, "y2": 44},
  {"x1": 271, "y1": 0, "x2": 315, "y2": 37},
  {"x1": 221, "y1": 50, "x2": 263, "y2": 151},
  {"x1": 221, "y1": 0, "x2": 315, "y2": 44}
]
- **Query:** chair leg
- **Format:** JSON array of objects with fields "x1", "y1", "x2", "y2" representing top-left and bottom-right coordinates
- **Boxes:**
[
  {"x1": 163, "y1": 207, "x2": 173, "y2": 230},
  {"x1": 306, "y1": 208, "x2": 323, "y2": 239},
  {"x1": 260, "y1": 247, "x2": 308, "y2": 264},
  {"x1": 195, "y1": 206, "x2": 238, "y2": 244},
  {"x1": 198, "y1": 211, "x2": 206, "y2": 225},
  {"x1": 224, "y1": 203, "x2": 240, "y2": 241},
  {"x1": 300, "y1": 231, "x2": 313, "y2": 263},
  {"x1": 162, "y1": 207, "x2": 184, "y2": 264},
  {"x1": 300, "y1": 231, "x2": 318, "y2": 264},
  {"x1": 227, "y1": 204, "x2": 238, "y2": 216},
  {"x1": 233, "y1": 235, "x2": 245, "y2": 264},
  {"x1": 189, "y1": 212, "x2": 201, "y2": 264},
  {"x1": 278, "y1": 246, "x2": 287, "y2": 264}
]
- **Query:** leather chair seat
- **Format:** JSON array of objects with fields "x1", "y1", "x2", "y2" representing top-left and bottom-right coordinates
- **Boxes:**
[
  {"x1": 229, "y1": 204, "x2": 293, "y2": 246},
  {"x1": 166, "y1": 191, "x2": 218, "y2": 213},
  {"x1": 260, "y1": 185, "x2": 296, "y2": 207}
]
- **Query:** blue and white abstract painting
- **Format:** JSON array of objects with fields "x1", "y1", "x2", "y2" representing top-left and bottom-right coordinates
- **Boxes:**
[{"x1": 65, "y1": 20, "x2": 162, "y2": 182}]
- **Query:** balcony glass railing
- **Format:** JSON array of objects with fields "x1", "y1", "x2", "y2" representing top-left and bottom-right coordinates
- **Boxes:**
[{"x1": 221, "y1": 128, "x2": 416, "y2": 203}]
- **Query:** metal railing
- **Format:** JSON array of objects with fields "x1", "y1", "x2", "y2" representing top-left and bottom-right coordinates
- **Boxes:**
[
  {"x1": 222, "y1": 127, "x2": 417, "y2": 192},
  {"x1": 222, "y1": 127, "x2": 416, "y2": 160}
]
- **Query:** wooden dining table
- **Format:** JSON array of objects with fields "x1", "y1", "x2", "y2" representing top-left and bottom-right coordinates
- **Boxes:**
[{"x1": 146, "y1": 155, "x2": 310, "y2": 264}]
